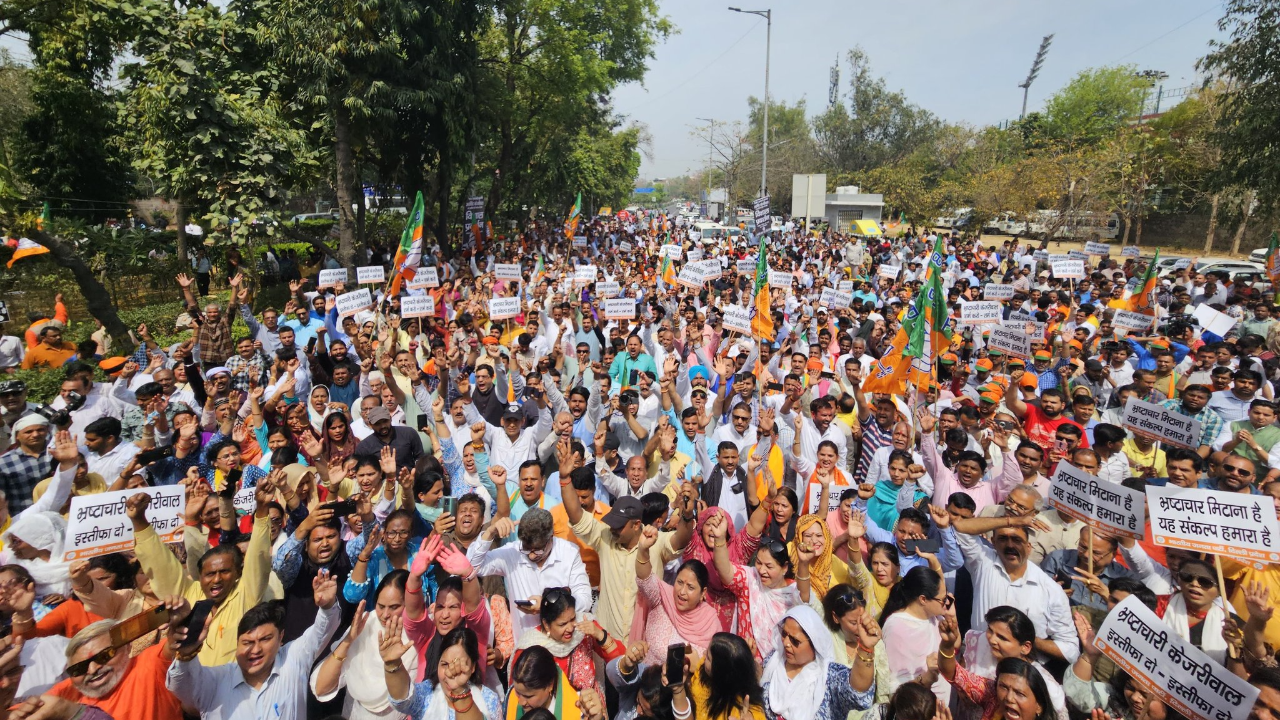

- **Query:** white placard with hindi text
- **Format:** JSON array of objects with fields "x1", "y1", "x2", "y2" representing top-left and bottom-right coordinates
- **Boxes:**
[
  {"x1": 618, "y1": 241, "x2": 632, "y2": 252},
  {"x1": 737, "y1": 259, "x2": 757, "y2": 276},
  {"x1": 1047, "y1": 253, "x2": 1070, "y2": 263},
  {"x1": 401, "y1": 295, "x2": 436, "y2": 318},
  {"x1": 1121, "y1": 246, "x2": 1140, "y2": 257},
  {"x1": 318, "y1": 268, "x2": 348, "y2": 288},
  {"x1": 1121, "y1": 396, "x2": 1201, "y2": 449},
  {"x1": 65, "y1": 486, "x2": 185, "y2": 560},
  {"x1": 837, "y1": 280, "x2": 855, "y2": 293},
  {"x1": 574, "y1": 265, "x2": 598, "y2": 285},
  {"x1": 984, "y1": 284, "x2": 1015, "y2": 300},
  {"x1": 1068, "y1": 250, "x2": 1091, "y2": 261},
  {"x1": 573, "y1": 236, "x2": 588, "y2": 247},
  {"x1": 1047, "y1": 462, "x2": 1145, "y2": 539},
  {"x1": 1093, "y1": 596, "x2": 1258, "y2": 720},
  {"x1": 959, "y1": 301, "x2": 1002, "y2": 324},
  {"x1": 596, "y1": 281, "x2": 621, "y2": 298},
  {"x1": 988, "y1": 324, "x2": 1032, "y2": 359},
  {"x1": 696, "y1": 259, "x2": 722, "y2": 279},
  {"x1": 676, "y1": 265, "x2": 706, "y2": 289},
  {"x1": 1051, "y1": 259, "x2": 1085, "y2": 279},
  {"x1": 878, "y1": 264, "x2": 901, "y2": 280},
  {"x1": 1113, "y1": 310, "x2": 1155, "y2": 332},
  {"x1": 356, "y1": 265, "x2": 385, "y2": 284},
  {"x1": 768, "y1": 271, "x2": 793, "y2": 290},
  {"x1": 1085, "y1": 241, "x2": 1112, "y2": 255},
  {"x1": 494, "y1": 263, "x2": 522, "y2": 281},
  {"x1": 410, "y1": 266, "x2": 439, "y2": 289},
  {"x1": 686, "y1": 248, "x2": 705, "y2": 263},
  {"x1": 722, "y1": 305, "x2": 752, "y2": 334},
  {"x1": 661, "y1": 244, "x2": 682, "y2": 259},
  {"x1": 488, "y1": 296, "x2": 521, "y2": 320},
  {"x1": 1146, "y1": 484, "x2": 1280, "y2": 565},
  {"x1": 603, "y1": 298, "x2": 636, "y2": 320},
  {"x1": 336, "y1": 288, "x2": 373, "y2": 317},
  {"x1": 233, "y1": 486, "x2": 257, "y2": 516}
]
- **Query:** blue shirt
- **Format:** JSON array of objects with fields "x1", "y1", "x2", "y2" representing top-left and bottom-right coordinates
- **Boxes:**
[{"x1": 861, "y1": 512, "x2": 964, "y2": 574}]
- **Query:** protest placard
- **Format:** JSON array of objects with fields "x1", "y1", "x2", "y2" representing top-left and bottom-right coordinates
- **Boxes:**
[
  {"x1": 959, "y1": 301, "x2": 1002, "y2": 324},
  {"x1": 318, "y1": 268, "x2": 348, "y2": 288},
  {"x1": 696, "y1": 259, "x2": 722, "y2": 279},
  {"x1": 1006, "y1": 309, "x2": 1045, "y2": 334},
  {"x1": 65, "y1": 486, "x2": 185, "y2": 560},
  {"x1": 488, "y1": 296, "x2": 520, "y2": 320},
  {"x1": 1047, "y1": 462, "x2": 1145, "y2": 539},
  {"x1": 878, "y1": 264, "x2": 901, "y2": 280},
  {"x1": 1121, "y1": 245, "x2": 1140, "y2": 257},
  {"x1": 574, "y1": 265, "x2": 597, "y2": 285},
  {"x1": 819, "y1": 288, "x2": 839, "y2": 307},
  {"x1": 768, "y1": 270, "x2": 793, "y2": 290},
  {"x1": 1047, "y1": 253, "x2": 1070, "y2": 263},
  {"x1": 722, "y1": 305, "x2": 752, "y2": 334},
  {"x1": 737, "y1": 259, "x2": 757, "y2": 276},
  {"x1": 1192, "y1": 304, "x2": 1237, "y2": 337},
  {"x1": 753, "y1": 195, "x2": 771, "y2": 229},
  {"x1": 494, "y1": 263, "x2": 522, "y2": 281},
  {"x1": 1113, "y1": 310, "x2": 1156, "y2": 332},
  {"x1": 1068, "y1": 250, "x2": 1091, "y2": 261},
  {"x1": 603, "y1": 298, "x2": 636, "y2": 320},
  {"x1": 572, "y1": 236, "x2": 587, "y2": 247},
  {"x1": 400, "y1": 295, "x2": 435, "y2": 318},
  {"x1": 1085, "y1": 241, "x2": 1112, "y2": 255},
  {"x1": 1146, "y1": 484, "x2": 1280, "y2": 565},
  {"x1": 676, "y1": 265, "x2": 706, "y2": 289},
  {"x1": 335, "y1": 288, "x2": 373, "y2": 317},
  {"x1": 984, "y1": 284, "x2": 1015, "y2": 300},
  {"x1": 661, "y1": 244, "x2": 682, "y2": 259},
  {"x1": 1033, "y1": 249, "x2": 1050, "y2": 261},
  {"x1": 356, "y1": 265, "x2": 385, "y2": 284},
  {"x1": 233, "y1": 486, "x2": 256, "y2": 516},
  {"x1": 687, "y1": 248, "x2": 705, "y2": 263},
  {"x1": 807, "y1": 482, "x2": 851, "y2": 521},
  {"x1": 988, "y1": 324, "x2": 1032, "y2": 359},
  {"x1": 409, "y1": 266, "x2": 439, "y2": 289},
  {"x1": 1170, "y1": 257, "x2": 1192, "y2": 270},
  {"x1": 1093, "y1": 596, "x2": 1258, "y2": 720},
  {"x1": 1051, "y1": 259, "x2": 1085, "y2": 279},
  {"x1": 837, "y1": 280, "x2": 855, "y2": 293},
  {"x1": 596, "y1": 281, "x2": 620, "y2": 298},
  {"x1": 618, "y1": 241, "x2": 632, "y2": 252},
  {"x1": 1121, "y1": 397, "x2": 1201, "y2": 449}
]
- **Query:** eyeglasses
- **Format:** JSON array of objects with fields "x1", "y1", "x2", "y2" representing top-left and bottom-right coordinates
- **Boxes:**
[
  {"x1": 732, "y1": 415, "x2": 751, "y2": 422},
  {"x1": 1223, "y1": 465, "x2": 1254, "y2": 477},
  {"x1": 932, "y1": 594, "x2": 953, "y2": 609},
  {"x1": 66, "y1": 644, "x2": 123, "y2": 676},
  {"x1": 1177, "y1": 572, "x2": 1216, "y2": 588},
  {"x1": 384, "y1": 529, "x2": 411, "y2": 539},
  {"x1": 521, "y1": 543, "x2": 552, "y2": 560}
]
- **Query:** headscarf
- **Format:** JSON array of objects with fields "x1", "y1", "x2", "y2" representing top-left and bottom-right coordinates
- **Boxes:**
[
  {"x1": 308, "y1": 385, "x2": 330, "y2": 434},
  {"x1": 761, "y1": 605, "x2": 835, "y2": 720},
  {"x1": 788, "y1": 514, "x2": 833, "y2": 599},
  {"x1": 683, "y1": 507, "x2": 736, "y2": 583},
  {"x1": 2, "y1": 512, "x2": 71, "y2": 597}
]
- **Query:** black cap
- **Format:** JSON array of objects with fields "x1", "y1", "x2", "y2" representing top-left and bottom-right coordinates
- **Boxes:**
[
  {"x1": 0, "y1": 380, "x2": 26, "y2": 394},
  {"x1": 501, "y1": 404, "x2": 524, "y2": 421},
  {"x1": 602, "y1": 433, "x2": 621, "y2": 451},
  {"x1": 602, "y1": 496, "x2": 642, "y2": 530}
]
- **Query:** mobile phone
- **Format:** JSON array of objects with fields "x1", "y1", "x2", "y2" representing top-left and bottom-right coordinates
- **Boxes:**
[
  {"x1": 306, "y1": 336, "x2": 318, "y2": 353},
  {"x1": 441, "y1": 497, "x2": 458, "y2": 516},
  {"x1": 629, "y1": 369, "x2": 638, "y2": 386},
  {"x1": 416, "y1": 413, "x2": 431, "y2": 432},
  {"x1": 109, "y1": 604, "x2": 169, "y2": 647},
  {"x1": 1055, "y1": 567, "x2": 1074, "y2": 587},
  {"x1": 665, "y1": 643, "x2": 686, "y2": 685},
  {"x1": 323, "y1": 499, "x2": 359, "y2": 516},
  {"x1": 175, "y1": 600, "x2": 214, "y2": 653},
  {"x1": 905, "y1": 537, "x2": 942, "y2": 555},
  {"x1": 767, "y1": 382, "x2": 784, "y2": 391},
  {"x1": 136, "y1": 445, "x2": 174, "y2": 466},
  {"x1": 513, "y1": 599, "x2": 534, "y2": 608},
  {"x1": 820, "y1": 371, "x2": 836, "y2": 380},
  {"x1": 219, "y1": 468, "x2": 242, "y2": 498},
  {"x1": 1053, "y1": 439, "x2": 1068, "y2": 455}
]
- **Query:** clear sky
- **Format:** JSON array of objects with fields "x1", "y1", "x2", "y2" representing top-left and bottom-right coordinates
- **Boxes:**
[{"x1": 613, "y1": 0, "x2": 1227, "y2": 180}]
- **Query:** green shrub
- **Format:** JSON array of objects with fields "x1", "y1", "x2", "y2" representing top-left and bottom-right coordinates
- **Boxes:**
[{"x1": 9, "y1": 367, "x2": 69, "y2": 404}]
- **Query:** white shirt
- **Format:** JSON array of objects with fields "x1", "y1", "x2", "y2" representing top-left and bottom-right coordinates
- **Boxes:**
[
  {"x1": 167, "y1": 603, "x2": 339, "y2": 720},
  {"x1": 86, "y1": 440, "x2": 142, "y2": 484},
  {"x1": 954, "y1": 530, "x2": 1080, "y2": 664},
  {"x1": 1096, "y1": 451, "x2": 1130, "y2": 485},
  {"x1": 466, "y1": 403, "x2": 552, "y2": 494},
  {"x1": 0, "y1": 335, "x2": 23, "y2": 370},
  {"x1": 466, "y1": 536, "x2": 591, "y2": 639},
  {"x1": 782, "y1": 411, "x2": 849, "y2": 468}
]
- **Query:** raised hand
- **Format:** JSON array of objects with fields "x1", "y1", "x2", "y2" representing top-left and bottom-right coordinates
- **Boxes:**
[
  {"x1": 487, "y1": 465, "x2": 507, "y2": 489},
  {"x1": 379, "y1": 614, "x2": 413, "y2": 664},
  {"x1": 313, "y1": 568, "x2": 338, "y2": 609},
  {"x1": 1244, "y1": 581, "x2": 1274, "y2": 623},
  {"x1": 927, "y1": 504, "x2": 951, "y2": 529},
  {"x1": 937, "y1": 614, "x2": 959, "y2": 651},
  {"x1": 638, "y1": 525, "x2": 659, "y2": 551},
  {"x1": 410, "y1": 535, "x2": 444, "y2": 577},
  {"x1": 437, "y1": 544, "x2": 475, "y2": 578},
  {"x1": 857, "y1": 612, "x2": 883, "y2": 649},
  {"x1": 175, "y1": 273, "x2": 194, "y2": 289},
  {"x1": 379, "y1": 446, "x2": 397, "y2": 477},
  {"x1": 847, "y1": 509, "x2": 867, "y2": 540},
  {"x1": 857, "y1": 483, "x2": 876, "y2": 501},
  {"x1": 49, "y1": 431, "x2": 79, "y2": 468}
]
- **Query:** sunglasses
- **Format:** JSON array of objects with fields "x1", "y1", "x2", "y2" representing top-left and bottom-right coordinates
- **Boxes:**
[
  {"x1": 66, "y1": 644, "x2": 123, "y2": 677},
  {"x1": 1177, "y1": 572, "x2": 1216, "y2": 588},
  {"x1": 763, "y1": 539, "x2": 787, "y2": 557},
  {"x1": 1223, "y1": 465, "x2": 1253, "y2": 477}
]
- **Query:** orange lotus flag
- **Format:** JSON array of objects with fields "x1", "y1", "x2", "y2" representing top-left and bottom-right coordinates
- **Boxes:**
[
  {"x1": 750, "y1": 236, "x2": 775, "y2": 341},
  {"x1": 1127, "y1": 249, "x2": 1159, "y2": 315}
]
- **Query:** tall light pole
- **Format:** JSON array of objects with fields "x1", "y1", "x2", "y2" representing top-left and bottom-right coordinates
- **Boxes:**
[
  {"x1": 1134, "y1": 69, "x2": 1168, "y2": 122},
  {"x1": 696, "y1": 117, "x2": 716, "y2": 213},
  {"x1": 729, "y1": 6, "x2": 770, "y2": 199},
  {"x1": 1018, "y1": 34, "x2": 1054, "y2": 120}
]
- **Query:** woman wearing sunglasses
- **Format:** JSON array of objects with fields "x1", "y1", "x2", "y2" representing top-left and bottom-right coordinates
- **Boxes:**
[
  {"x1": 703, "y1": 513, "x2": 802, "y2": 661},
  {"x1": 1155, "y1": 557, "x2": 1240, "y2": 664},
  {"x1": 878, "y1": 565, "x2": 952, "y2": 701}
]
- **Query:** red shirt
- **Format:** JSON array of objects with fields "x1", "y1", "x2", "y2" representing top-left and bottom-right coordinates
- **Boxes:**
[{"x1": 1022, "y1": 404, "x2": 1082, "y2": 451}]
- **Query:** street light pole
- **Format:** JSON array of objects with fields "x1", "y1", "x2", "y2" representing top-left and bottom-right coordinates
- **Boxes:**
[
  {"x1": 696, "y1": 117, "x2": 715, "y2": 214},
  {"x1": 729, "y1": 6, "x2": 771, "y2": 198}
]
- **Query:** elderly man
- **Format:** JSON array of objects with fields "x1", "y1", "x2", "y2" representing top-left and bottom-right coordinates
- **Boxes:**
[
  {"x1": 0, "y1": 379, "x2": 39, "y2": 454},
  {"x1": 177, "y1": 272, "x2": 238, "y2": 368},
  {"x1": 0, "y1": 413, "x2": 53, "y2": 514},
  {"x1": 166, "y1": 573, "x2": 341, "y2": 719},
  {"x1": 44, "y1": 596, "x2": 190, "y2": 720}
]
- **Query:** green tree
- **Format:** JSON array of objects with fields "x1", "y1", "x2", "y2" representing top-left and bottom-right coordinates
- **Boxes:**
[{"x1": 1040, "y1": 66, "x2": 1147, "y2": 145}]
